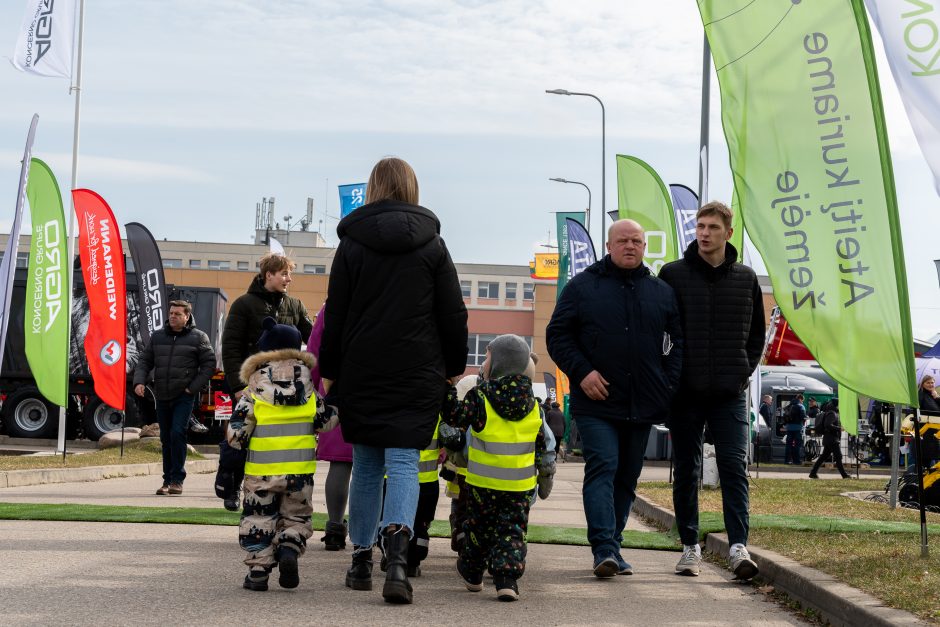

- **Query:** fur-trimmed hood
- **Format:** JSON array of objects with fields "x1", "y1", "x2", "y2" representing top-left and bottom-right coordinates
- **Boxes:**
[{"x1": 239, "y1": 348, "x2": 317, "y2": 406}]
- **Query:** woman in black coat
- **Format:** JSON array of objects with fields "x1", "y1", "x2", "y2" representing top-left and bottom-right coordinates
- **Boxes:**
[{"x1": 319, "y1": 157, "x2": 468, "y2": 604}]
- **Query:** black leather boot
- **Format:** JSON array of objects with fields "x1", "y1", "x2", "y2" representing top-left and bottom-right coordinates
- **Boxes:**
[
  {"x1": 345, "y1": 545, "x2": 373, "y2": 591},
  {"x1": 381, "y1": 525, "x2": 414, "y2": 604}
]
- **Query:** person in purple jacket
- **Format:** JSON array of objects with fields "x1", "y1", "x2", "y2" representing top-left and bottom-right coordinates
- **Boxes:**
[{"x1": 307, "y1": 303, "x2": 353, "y2": 550}]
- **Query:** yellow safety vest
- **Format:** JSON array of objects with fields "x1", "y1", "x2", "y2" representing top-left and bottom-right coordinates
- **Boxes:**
[
  {"x1": 244, "y1": 393, "x2": 318, "y2": 476},
  {"x1": 466, "y1": 396, "x2": 540, "y2": 492},
  {"x1": 418, "y1": 418, "x2": 441, "y2": 484}
]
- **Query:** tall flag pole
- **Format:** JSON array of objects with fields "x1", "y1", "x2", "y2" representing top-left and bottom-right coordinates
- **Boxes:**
[
  {"x1": 0, "y1": 115, "x2": 39, "y2": 374},
  {"x1": 699, "y1": 0, "x2": 918, "y2": 408},
  {"x1": 73, "y1": 189, "x2": 127, "y2": 413},
  {"x1": 698, "y1": 34, "x2": 711, "y2": 205},
  {"x1": 616, "y1": 155, "x2": 679, "y2": 274}
]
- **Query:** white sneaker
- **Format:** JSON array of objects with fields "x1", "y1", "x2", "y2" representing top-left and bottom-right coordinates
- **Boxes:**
[
  {"x1": 675, "y1": 545, "x2": 701, "y2": 576},
  {"x1": 729, "y1": 545, "x2": 759, "y2": 580}
]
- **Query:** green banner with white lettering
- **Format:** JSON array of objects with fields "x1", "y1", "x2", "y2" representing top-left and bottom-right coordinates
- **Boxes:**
[
  {"x1": 25, "y1": 158, "x2": 70, "y2": 407},
  {"x1": 699, "y1": 0, "x2": 917, "y2": 405},
  {"x1": 616, "y1": 155, "x2": 679, "y2": 274},
  {"x1": 555, "y1": 211, "x2": 584, "y2": 300}
]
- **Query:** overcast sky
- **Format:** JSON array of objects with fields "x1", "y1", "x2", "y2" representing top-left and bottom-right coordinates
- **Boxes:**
[{"x1": 0, "y1": 0, "x2": 937, "y2": 338}]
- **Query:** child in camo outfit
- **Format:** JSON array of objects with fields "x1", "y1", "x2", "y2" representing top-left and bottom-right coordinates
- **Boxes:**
[
  {"x1": 227, "y1": 317, "x2": 335, "y2": 591},
  {"x1": 441, "y1": 334, "x2": 555, "y2": 602}
]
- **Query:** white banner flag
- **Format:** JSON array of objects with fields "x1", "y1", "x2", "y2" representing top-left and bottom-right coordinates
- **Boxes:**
[
  {"x1": 11, "y1": 0, "x2": 76, "y2": 79},
  {"x1": 865, "y1": 0, "x2": 940, "y2": 194}
]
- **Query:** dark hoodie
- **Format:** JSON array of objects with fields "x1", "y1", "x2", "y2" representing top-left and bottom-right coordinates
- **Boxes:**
[
  {"x1": 441, "y1": 374, "x2": 547, "y2": 465},
  {"x1": 221, "y1": 275, "x2": 313, "y2": 392},
  {"x1": 320, "y1": 199, "x2": 469, "y2": 450},
  {"x1": 133, "y1": 314, "x2": 216, "y2": 401}
]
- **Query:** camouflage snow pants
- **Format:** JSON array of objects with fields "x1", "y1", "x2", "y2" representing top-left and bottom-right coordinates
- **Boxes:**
[{"x1": 239, "y1": 473, "x2": 314, "y2": 570}]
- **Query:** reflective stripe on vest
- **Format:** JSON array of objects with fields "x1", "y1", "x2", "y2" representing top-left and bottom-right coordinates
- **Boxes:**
[
  {"x1": 245, "y1": 393, "x2": 318, "y2": 476},
  {"x1": 418, "y1": 418, "x2": 441, "y2": 484},
  {"x1": 465, "y1": 396, "x2": 540, "y2": 491}
]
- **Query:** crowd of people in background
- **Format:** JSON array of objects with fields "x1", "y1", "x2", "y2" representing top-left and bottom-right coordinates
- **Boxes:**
[{"x1": 131, "y1": 156, "x2": 938, "y2": 605}]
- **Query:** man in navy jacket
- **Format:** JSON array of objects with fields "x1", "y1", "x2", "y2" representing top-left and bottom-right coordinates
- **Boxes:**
[{"x1": 547, "y1": 219, "x2": 682, "y2": 578}]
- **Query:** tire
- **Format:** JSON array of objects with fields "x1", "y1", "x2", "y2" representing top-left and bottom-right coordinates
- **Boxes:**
[
  {"x1": 1, "y1": 387, "x2": 59, "y2": 439},
  {"x1": 82, "y1": 395, "x2": 139, "y2": 441}
]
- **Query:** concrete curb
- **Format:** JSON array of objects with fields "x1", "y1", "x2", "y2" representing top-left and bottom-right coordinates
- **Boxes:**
[
  {"x1": 633, "y1": 495, "x2": 927, "y2": 627},
  {"x1": 0, "y1": 459, "x2": 218, "y2": 488}
]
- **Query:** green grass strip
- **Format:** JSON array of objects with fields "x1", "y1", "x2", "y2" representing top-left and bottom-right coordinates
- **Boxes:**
[
  {"x1": 0, "y1": 502, "x2": 679, "y2": 551},
  {"x1": 685, "y1": 512, "x2": 940, "y2": 539}
]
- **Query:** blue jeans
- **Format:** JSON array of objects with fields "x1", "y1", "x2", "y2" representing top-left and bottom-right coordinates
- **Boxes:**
[
  {"x1": 155, "y1": 393, "x2": 194, "y2": 485},
  {"x1": 784, "y1": 430, "x2": 803, "y2": 464},
  {"x1": 670, "y1": 392, "x2": 749, "y2": 546},
  {"x1": 348, "y1": 444, "x2": 419, "y2": 547},
  {"x1": 574, "y1": 415, "x2": 651, "y2": 559}
]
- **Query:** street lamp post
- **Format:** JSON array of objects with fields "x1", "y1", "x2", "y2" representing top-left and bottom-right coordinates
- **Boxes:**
[
  {"x1": 548, "y1": 177, "x2": 592, "y2": 232},
  {"x1": 545, "y1": 89, "x2": 606, "y2": 246}
]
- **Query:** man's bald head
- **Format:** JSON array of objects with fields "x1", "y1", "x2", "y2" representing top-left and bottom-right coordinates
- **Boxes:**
[{"x1": 606, "y1": 219, "x2": 646, "y2": 270}]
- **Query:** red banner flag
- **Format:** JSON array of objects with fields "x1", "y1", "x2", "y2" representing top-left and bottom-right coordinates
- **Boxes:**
[{"x1": 73, "y1": 189, "x2": 127, "y2": 410}]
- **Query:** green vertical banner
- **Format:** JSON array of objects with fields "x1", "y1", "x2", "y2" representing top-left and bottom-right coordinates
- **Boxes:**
[
  {"x1": 839, "y1": 385, "x2": 859, "y2": 436},
  {"x1": 24, "y1": 158, "x2": 70, "y2": 407},
  {"x1": 555, "y1": 211, "x2": 584, "y2": 299},
  {"x1": 699, "y1": 0, "x2": 917, "y2": 405},
  {"x1": 616, "y1": 155, "x2": 679, "y2": 274}
]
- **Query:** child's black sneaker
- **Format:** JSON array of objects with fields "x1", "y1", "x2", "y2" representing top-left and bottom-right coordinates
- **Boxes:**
[
  {"x1": 493, "y1": 575, "x2": 519, "y2": 602},
  {"x1": 456, "y1": 558, "x2": 483, "y2": 592},
  {"x1": 243, "y1": 569, "x2": 268, "y2": 591},
  {"x1": 277, "y1": 547, "x2": 300, "y2": 589}
]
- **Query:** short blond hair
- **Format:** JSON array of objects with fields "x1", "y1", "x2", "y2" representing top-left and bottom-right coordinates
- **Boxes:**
[
  {"x1": 696, "y1": 201, "x2": 734, "y2": 229},
  {"x1": 365, "y1": 157, "x2": 419, "y2": 205},
  {"x1": 258, "y1": 253, "x2": 295, "y2": 280}
]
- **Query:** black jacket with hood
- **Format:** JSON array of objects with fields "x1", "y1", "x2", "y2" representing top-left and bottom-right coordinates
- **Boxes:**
[
  {"x1": 133, "y1": 315, "x2": 216, "y2": 401},
  {"x1": 319, "y1": 199, "x2": 469, "y2": 449},
  {"x1": 221, "y1": 275, "x2": 313, "y2": 392},
  {"x1": 658, "y1": 241, "x2": 765, "y2": 401},
  {"x1": 546, "y1": 256, "x2": 683, "y2": 424}
]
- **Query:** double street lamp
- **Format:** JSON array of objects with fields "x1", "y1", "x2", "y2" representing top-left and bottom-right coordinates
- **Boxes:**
[
  {"x1": 545, "y1": 88, "x2": 607, "y2": 245},
  {"x1": 548, "y1": 177, "x2": 592, "y2": 232}
]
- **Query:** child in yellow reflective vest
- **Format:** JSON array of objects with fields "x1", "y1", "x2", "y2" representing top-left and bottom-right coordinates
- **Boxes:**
[
  {"x1": 227, "y1": 318, "x2": 336, "y2": 592},
  {"x1": 441, "y1": 334, "x2": 556, "y2": 602}
]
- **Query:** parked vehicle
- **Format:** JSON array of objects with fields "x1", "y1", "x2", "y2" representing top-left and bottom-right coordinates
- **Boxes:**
[{"x1": 0, "y1": 265, "x2": 227, "y2": 441}]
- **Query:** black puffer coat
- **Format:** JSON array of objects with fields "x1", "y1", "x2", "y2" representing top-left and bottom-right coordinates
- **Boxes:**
[
  {"x1": 221, "y1": 275, "x2": 313, "y2": 392},
  {"x1": 658, "y1": 241, "x2": 765, "y2": 400},
  {"x1": 546, "y1": 257, "x2": 683, "y2": 424},
  {"x1": 133, "y1": 316, "x2": 216, "y2": 401},
  {"x1": 319, "y1": 199, "x2": 469, "y2": 449}
]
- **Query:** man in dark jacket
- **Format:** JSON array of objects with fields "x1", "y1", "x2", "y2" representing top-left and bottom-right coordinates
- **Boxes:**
[
  {"x1": 547, "y1": 219, "x2": 683, "y2": 579},
  {"x1": 809, "y1": 399, "x2": 850, "y2": 478},
  {"x1": 221, "y1": 253, "x2": 313, "y2": 399},
  {"x1": 133, "y1": 300, "x2": 216, "y2": 495},
  {"x1": 545, "y1": 402, "x2": 566, "y2": 454},
  {"x1": 658, "y1": 201, "x2": 765, "y2": 581}
]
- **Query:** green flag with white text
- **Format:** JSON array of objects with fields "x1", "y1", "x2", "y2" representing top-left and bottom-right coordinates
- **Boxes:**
[
  {"x1": 555, "y1": 211, "x2": 584, "y2": 300},
  {"x1": 616, "y1": 155, "x2": 679, "y2": 274},
  {"x1": 839, "y1": 385, "x2": 859, "y2": 436},
  {"x1": 699, "y1": 0, "x2": 917, "y2": 405},
  {"x1": 24, "y1": 158, "x2": 70, "y2": 407}
]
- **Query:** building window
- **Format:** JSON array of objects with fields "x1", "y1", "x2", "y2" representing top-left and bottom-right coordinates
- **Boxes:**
[
  {"x1": 523, "y1": 283, "x2": 535, "y2": 301},
  {"x1": 16, "y1": 252, "x2": 29, "y2": 268},
  {"x1": 237, "y1": 261, "x2": 249, "y2": 270},
  {"x1": 208, "y1": 260, "x2": 230, "y2": 270},
  {"x1": 467, "y1": 334, "x2": 498, "y2": 367},
  {"x1": 478, "y1": 282, "x2": 499, "y2": 299},
  {"x1": 303, "y1": 264, "x2": 326, "y2": 274},
  {"x1": 505, "y1": 282, "x2": 517, "y2": 301},
  {"x1": 189, "y1": 260, "x2": 201, "y2": 269},
  {"x1": 460, "y1": 280, "x2": 472, "y2": 299},
  {"x1": 162, "y1": 258, "x2": 182, "y2": 269}
]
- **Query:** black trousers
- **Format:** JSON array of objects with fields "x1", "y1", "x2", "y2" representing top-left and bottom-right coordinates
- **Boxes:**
[
  {"x1": 810, "y1": 440, "x2": 848, "y2": 476},
  {"x1": 408, "y1": 480, "x2": 440, "y2": 567}
]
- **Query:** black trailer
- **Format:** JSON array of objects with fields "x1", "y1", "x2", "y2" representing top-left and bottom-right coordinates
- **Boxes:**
[{"x1": 0, "y1": 265, "x2": 227, "y2": 440}]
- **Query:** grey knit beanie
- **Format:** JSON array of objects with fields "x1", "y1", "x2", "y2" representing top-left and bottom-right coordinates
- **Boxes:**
[{"x1": 486, "y1": 334, "x2": 531, "y2": 379}]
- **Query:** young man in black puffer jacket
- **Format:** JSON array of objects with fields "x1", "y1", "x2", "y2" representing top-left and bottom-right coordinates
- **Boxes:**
[
  {"x1": 659, "y1": 202, "x2": 765, "y2": 581},
  {"x1": 133, "y1": 300, "x2": 216, "y2": 496}
]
